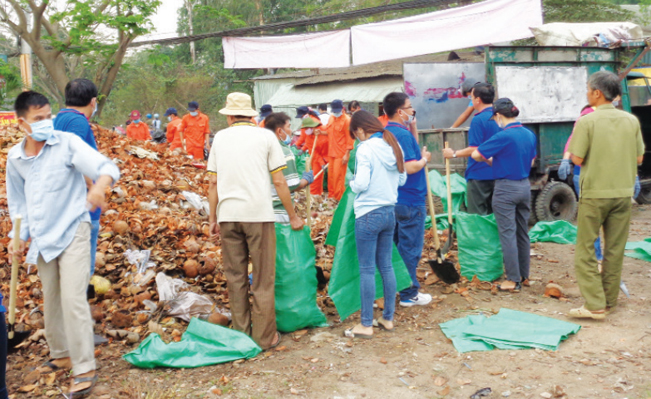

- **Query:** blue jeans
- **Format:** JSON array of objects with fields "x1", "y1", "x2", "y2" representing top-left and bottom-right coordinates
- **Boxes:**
[
  {"x1": 573, "y1": 174, "x2": 603, "y2": 261},
  {"x1": 90, "y1": 219, "x2": 100, "y2": 275},
  {"x1": 393, "y1": 204, "x2": 426, "y2": 301},
  {"x1": 355, "y1": 206, "x2": 397, "y2": 327},
  {"x1": 0, "y1": 314, "x2": 7, "y2": 399}
]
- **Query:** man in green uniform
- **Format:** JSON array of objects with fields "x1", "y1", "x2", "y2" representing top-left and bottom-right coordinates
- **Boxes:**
[
  {"x1": 264, "y1": 112, "x2": 314, "y2": 222},
  {"x1": 568, "y1": 71, "x2": 645, "y2": 319}
]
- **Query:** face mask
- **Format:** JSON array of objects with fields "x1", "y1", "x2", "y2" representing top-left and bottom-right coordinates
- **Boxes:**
[
  {"x1": 305, "y1": 128, "x2": 314, "y2": 135},
  {"x1": 190, "y1": 111, "x2": 198, "y2": 117},
  {"x1": 282, "y1": 132, "x2": 292, "y2": 145},
  {"x1": 25, "y1": 119, "x2": 54, "y2": 142},
  {"x1": 91, "y1": 102, "x2": 98, "y2": 118},
  {"x1": 401, "y1": 110, "x2": 414, "y2": 125},
  {"x1": 495, "y1": 116, "x2": 505, "y2": 129},
  {"x1": 134, "y1": 119, "x2": 141, "y2": 124},
  {"x1": 612, "y1": 100, "x2": 620, "y2": 107},
  {"x1": 167, "y1": 116, "x2": 172, "y2": 122},
  {"x1": 333, "y1": 112, "x2": 342, "y2": 117}
]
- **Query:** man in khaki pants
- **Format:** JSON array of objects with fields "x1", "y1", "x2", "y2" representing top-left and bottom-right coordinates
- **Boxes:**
[
  {"x1": 568, "y1": 71, "x2": 644, "y2": 320},
  {"x1": 207, "y1": 93, "x2": 303, "y2": 349},
  {"x1": 7, "y1": 91, "x2": 119, "y2": 396}
]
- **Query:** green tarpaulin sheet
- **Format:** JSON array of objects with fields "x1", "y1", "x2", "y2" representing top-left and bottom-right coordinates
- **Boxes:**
[
  {"x1": 326, "y1": 188, "x2": 412, "y2": 320},
  {"x1": 275, "y1": 224, "x2": 328, "y2": 332},
  {"x1": 625, "y1": 238, "x2": 651, "y2": 262},
  {"x1": 528, "y1": 220, "x2": 577, "y2": 244},
  {"x1": 424, "y1": 215, "x2": 450, "y2": 231},
  {"x1": 428, "y1": 170, "x2": 467, "y2": 213},
  {"x1": 123, "y1": 318, "x2": 261, "y2": 368},
  {"x1": 456, "y1": 212, "x2": 504, "y2": 282},
  {"x1": 290, "y1": 146, "x2": 307, "y2": 177},
  {"x1": 439, "y1": 308, "x2": 581, "y2": 353}
]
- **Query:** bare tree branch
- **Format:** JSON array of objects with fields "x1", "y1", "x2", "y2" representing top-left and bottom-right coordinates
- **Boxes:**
[
  {"x1": 0, "y1": 4, "x2": 23, "y2": 34},
  {"x1": 31, "y1": 0, "x2": 50, "y2": 40},
  {"x1": 5, "y1": 0, "x2": 28, "y2": 31}
]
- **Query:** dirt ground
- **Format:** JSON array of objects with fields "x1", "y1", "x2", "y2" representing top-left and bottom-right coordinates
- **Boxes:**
[{"x1": 7, "y1": 203, "x2": 651, "y2": 399}]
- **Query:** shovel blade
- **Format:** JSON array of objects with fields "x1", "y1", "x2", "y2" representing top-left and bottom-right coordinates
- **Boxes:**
[
  {"x1": 8, "y1": 330, "x2": 30, "y2": 352},
  {"x1": 428, "y1": 257, "x2": 460, "y2": 285},
  {"x1": 441, "y1": 227, "x2": 454, "y2": 255}
]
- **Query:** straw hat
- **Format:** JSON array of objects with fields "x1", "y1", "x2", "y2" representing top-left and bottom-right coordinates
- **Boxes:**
[{"x1": 219, "y1": 92, "x2": 258, "y2": 117}]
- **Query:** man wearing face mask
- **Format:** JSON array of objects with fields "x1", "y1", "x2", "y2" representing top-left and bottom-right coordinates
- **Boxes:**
[
  {"x1": 443, "y1": 83, "x2": 500, "y2": 215},
  {"x1": 54, "y1": 79, "x2": 102, "y2": 276},
  {"x1": 164, "y1": 107, "x2": 184, "y2": 153},
  {"x1": 383, "y1": 92, "x2": 433, "y2": 307},
  {"x1": 264, "y1": 112, "x2": 315, "y2": 223},
  {"x1": 7, "y1": 91, "x2": 120, "y2": 396},
  {"x1": 327, "y1": 99, "x2": 353, "y2": 201},
  {"x1": 126, "y1": 110, "x2": 151, "y2": 141},
  {"x1": 180, "y1": 101, "x2": 211, "y2": 160}
]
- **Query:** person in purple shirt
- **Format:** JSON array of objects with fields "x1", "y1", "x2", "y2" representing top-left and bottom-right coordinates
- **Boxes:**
[
  {"x1": 443, "y1": 83, "x2": 501, "y2": 215},
  {"x1": 53, "y1": 78, "x2": 101, "y2": 276}
]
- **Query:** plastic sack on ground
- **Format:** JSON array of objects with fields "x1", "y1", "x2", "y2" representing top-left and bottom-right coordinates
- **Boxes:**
[
  {"x1": 181, "y1": 190, "x2": 209, "y2": 214},
  {"x1": 625, "y1": 238, "x2": 651, "y2": 262},
  {"x1": 456, "y1": 212, "x2": 503, "y2": 282},
  {"x1": 166, "y1": 291, "x2": 214, "y2": 322},
  {"x1": 155, "y1": 272, "x2": 188, "y2": 301},
  {"x1": 123, "y1": 318, "x2": 261, "y2": 368},
  {"x1": 439, "y1": 308, "x2": 581, "y2": 353},
  {"x1": 275, "y1": 224, "x2": 328, "y2": 332},
  {"x1": 327, "y1": 188, "x2": 413, "y2": 321},
  {"x1": 528, "y1": 220, "x2": 577, "y2": 244},
  {"x1": 428, "y1": 170, "x2": 467, "y2": 213}
]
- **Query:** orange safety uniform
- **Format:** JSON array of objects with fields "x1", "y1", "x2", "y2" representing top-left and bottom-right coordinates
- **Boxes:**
[
  {"x1": 180, "y1": 112, "x2": 210, "y2": 160},
  {"x1": 326, "y1": 114, "x2": 353, "y2": 201},
  {"x1": 378, "y1": 114, "x2": 390, "y2": 127},
  {"x1": 258, "y1": 119, "x2": 266, "y2": 128},
  {"x1": 298, "y1": 115, "x2": 328, "y2": 196},
  {"x1": 126, "y1": 121, "x2": 150, "y2": 141},
  {"x1": 166, "y1": 117, "x2": 183, "y2": 151}
]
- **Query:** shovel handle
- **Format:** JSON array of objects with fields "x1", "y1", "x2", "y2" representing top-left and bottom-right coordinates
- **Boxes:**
[
  {"x1": 424, "y1": 165, "x2": 441, "y2": 251},
  {"x1": 306, "y1": 135, "x2": 319, "y2": 226},
  {"x1": 444, "y1": 142, "x2": 453, "y2": 224},
  {"x1": 8, "y1": 216, "x2": 22, "y2": 339}
]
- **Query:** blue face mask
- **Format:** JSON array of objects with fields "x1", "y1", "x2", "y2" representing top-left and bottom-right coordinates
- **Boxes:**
[
  {"x1": 91, "y1": 102, "x2": 98, "y2": 118},
  {"x1": 190, "y1": 111, "x2": 198, "y2": 117},
  {"x1": 26, "y1": 118, "x2": 54, "y2": 142},
  {"x1": 134, "y1": 119, "x2": 141, "y2": 124},
  {"x1": 283, "y1": 132, "x2": 292, "y2": 145}
]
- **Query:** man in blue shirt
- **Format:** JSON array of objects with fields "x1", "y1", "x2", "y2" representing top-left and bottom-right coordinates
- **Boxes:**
[
  {"x1": 443, "y1": 83, "x2": 500, "y2": 215},
  {"x1": 383, "y1": 92, "x2": 433, "y2": 307},
  {"x1": 53, "y1": 78, "x2": 101, "y2": 276}
]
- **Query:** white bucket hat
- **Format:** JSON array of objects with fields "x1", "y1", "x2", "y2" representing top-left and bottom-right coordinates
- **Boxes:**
[{"x1": 219, "y1": 92, "x2": 258, "y2": 117}]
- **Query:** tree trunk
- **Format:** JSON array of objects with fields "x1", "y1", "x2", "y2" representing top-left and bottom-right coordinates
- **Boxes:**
[
  {"x1": 97, "y1": 35, "x2": 133, "y2": 116},
  {"x1": 254, "y1": 0, "x2": 264, "y2": 26},
  {"x1": 185, "y1": 0, "x2": 196, "y2": 64}
]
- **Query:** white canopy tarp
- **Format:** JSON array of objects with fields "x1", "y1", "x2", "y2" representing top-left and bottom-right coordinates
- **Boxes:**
[
  {"x1": 223, "y1": 30, "x2": 350, "y2": 69},
  {"x1": 350, "y1": 0, "x2": 542, "y2": 65},
  {"x1": 531, "y1": 22, "x2": 643, "y2": 46}
]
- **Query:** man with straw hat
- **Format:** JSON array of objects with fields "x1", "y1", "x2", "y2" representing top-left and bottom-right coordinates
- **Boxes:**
[{"x1": 206, "y1": 92, "x2": 304, "y2": 349}]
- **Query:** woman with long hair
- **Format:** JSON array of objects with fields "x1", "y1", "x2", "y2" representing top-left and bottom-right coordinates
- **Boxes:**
[{"x1": 344, "y1": 110, "x2": 407, "y2": 339}]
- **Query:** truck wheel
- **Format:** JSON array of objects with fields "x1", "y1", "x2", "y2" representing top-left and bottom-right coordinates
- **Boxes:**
[
  {"x1": 529, "y1": 190, "x2": 539, "y2": 226},
  {"x1": 636, "y1": 187, "x2": 651, "y2": 204},
  {"x1": 535, "y1": 181, "x2": 577, "y2": 222}
]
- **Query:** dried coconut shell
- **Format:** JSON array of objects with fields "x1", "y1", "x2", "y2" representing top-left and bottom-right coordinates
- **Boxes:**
[{"x1": 183, "y1": 259, "x2": 199, "y2": 278}]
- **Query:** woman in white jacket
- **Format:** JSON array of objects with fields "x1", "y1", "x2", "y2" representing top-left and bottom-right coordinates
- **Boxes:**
[{"x1": 345, "y1": 110, "x2": 407, "y2": 339}]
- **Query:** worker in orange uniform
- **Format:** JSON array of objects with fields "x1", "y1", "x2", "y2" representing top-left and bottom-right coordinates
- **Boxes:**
[
  {"x1": 164, "y1": 107, "x2": 183, "y2": 152},
  {"x1": 179, "y1": 101, "x2": 211, "y2": 160},
  {"x1": 378, "y1": 111, "x2": 390, "y2": 127},
  {"x1": 326, "y1": 100, "x2": 352, "y2": 201},
  {"x1": 257, "y1": 104, "x2": 272, "y2": 128},
  {"x1": 301, "y1": 117, "x2": 329, "y2": 196},
  {"x1": 294, "y1": 106, "x2": 315, "y2": 150},
  {"x1": 126, "y1": 110, "x2": 151, "y2": 141}
]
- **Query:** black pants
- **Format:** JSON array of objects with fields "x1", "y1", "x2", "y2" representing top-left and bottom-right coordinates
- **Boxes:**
[
  {"x1": 467, "y1": 179, "x2": 495, "y2": 215},
  {"x1": 0, "y1": 314, "x2": 7, "y2": 399}
]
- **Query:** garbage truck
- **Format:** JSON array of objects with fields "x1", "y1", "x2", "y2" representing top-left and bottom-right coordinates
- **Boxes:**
[{"x1": 409, "y1": 42, "x2": 651, "y2": 224}]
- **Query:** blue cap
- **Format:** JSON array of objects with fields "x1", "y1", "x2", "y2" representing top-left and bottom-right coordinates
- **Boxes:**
[
  {"x1": 164, "y1": 107, "x2": 177, "y2": 116},
  {"x1": 188, "y1": 101, "x2": 199, "y2": 111},
  {"x1": 296, "y1": 106, "x2": 309, "y2": 119},
  {"x1": 331, "y1": 99, "x2": 343, "y2": 112},
  {"x1": 146, "y1": 113, "x2": 152, "y2": 119},
  {"x1": 260, "y1": 104, "x2": 273, "y2": 118}
]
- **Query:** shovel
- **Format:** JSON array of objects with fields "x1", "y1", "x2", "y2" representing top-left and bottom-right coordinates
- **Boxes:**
[
  {"x1": 425, "y1": 165, "x2": 460, "y2": 285},
  {"x1": 441, "y1": 142, "x2": 455, "y2": 255},
  {"x1": 8, "y1": 215, "x2": 30, "y2": 349}
]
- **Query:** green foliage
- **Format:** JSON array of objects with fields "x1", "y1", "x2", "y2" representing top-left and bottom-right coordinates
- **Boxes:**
[
  {"x1": 0, "y1": 60, "x2": 21, "y2": 106},
  {"x1": 544, "y1": 0, "x2": 634, "y2": 23}
]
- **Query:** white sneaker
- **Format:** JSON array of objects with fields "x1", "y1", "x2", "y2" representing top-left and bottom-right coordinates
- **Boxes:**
[{"x1": 399, "y1": 292, "x2": 432, "y2": 307}]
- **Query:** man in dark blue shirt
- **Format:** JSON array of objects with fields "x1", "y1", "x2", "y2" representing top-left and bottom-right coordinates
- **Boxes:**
[
  {"x1": 53, "y1": 78, "x2": 101, "y2": 275},
  {"x1": 383, "y1": 92, "x2": 433, "y2": 307},
  {"x1": 443, "y1": 83, "x2": 500, "y2": 215}
]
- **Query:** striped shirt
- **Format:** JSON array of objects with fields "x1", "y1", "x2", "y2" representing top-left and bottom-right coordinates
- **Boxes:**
[{"x1": 272, "y1": 141, "x2": 301, "y2": 223}]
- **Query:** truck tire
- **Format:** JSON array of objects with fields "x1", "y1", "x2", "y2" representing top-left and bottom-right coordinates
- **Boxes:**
[
  {"x1": 535, "y1": 181, "x2": 577, "y2": 222},
  {"x1": 635, "y1": 187, "x2": 651, "y2": 204},
  {"x1": 529, "y1": 190, "x2": 539, "y2": 226}
]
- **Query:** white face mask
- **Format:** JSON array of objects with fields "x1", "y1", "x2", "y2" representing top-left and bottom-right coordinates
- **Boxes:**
[
  {"x1": 401, "y1": 110, "x2": 414, "y2": 125},
  {"x1": 91, "y1": 101, "x2": 98, "y2": 118},
  {"x1": 305, "y1": 128, "x2": 314, "y2": 135},
  {"x1": 190, "y1": 111, "x2": 198, "y2": 117},
  {"x1": 23, "y1": 118, "x2": 54, "y2": 142},
  {"x1": 332, "y1": 112, "x2": 342, "y2": 117},
  {"x1": 167, "y1": 116, "x2": 172, "y2": 122}
]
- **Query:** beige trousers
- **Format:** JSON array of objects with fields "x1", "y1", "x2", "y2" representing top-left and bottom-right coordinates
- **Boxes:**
[{"x1": 38, "y1": 222, "x2": 95, "y2": 376}]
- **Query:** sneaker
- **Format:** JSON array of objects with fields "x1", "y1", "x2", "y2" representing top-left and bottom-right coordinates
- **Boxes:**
[{"x1": 399, "y1": 292, "x2": 432, "y2": 307}]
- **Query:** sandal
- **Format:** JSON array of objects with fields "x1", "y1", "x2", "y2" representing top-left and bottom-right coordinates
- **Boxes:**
[
  {"x1": 34, "y1": 359, "x2": 64, "y2": 374},
  {"x1": 343, "y1": 327, "x2": 373, "y2": 339},
  {"x1": 477, "y1": 281, "x2": 493, "y2": 291},
  {"x1": 498, "y1": 281, "x2": 521, "y2": 293},
  {"x1": 372, "y1": 317, "x2": 395, "y2": 332},
  {"x1": 269, "y1": 331, "x2": 282, "y2": 349},
  {"x1": 521, "y1": 278, "x2": 530, "y2": 287},
  {"x1": 70, "y1": 373, "x2": 98, "y2": 398},
  {"x1": 569, "y1": 305, "x2": 605, "y2": 320}
]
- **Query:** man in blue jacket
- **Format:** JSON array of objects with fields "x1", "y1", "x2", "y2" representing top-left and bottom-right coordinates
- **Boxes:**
[{"x1": 54, "y1": 79, "x2": 102, "y2": 276}]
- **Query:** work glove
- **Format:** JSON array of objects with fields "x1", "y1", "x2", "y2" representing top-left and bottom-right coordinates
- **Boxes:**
[
  {"x1": 634, "y1": 175, "x2": 641, "y2": 199},
  {"x1": 296, "y1": 150, "x2": 304, "y2": 156},
  {"x1": 302, "y1": 170, "x2": 315, "y2": 184},
  {"x1": 558, "y1": 159, "x2": 571, "y2": 180}
]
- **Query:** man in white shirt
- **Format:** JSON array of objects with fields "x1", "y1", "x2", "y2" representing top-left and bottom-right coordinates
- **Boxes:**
[{"x1": 207, "y1": 92, "x2": 303, "y2": 349}]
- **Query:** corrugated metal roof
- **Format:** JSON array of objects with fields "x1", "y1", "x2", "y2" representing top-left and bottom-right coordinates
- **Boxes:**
[{"x1": 252, "y1": 51, "x2": 484, "y2": 85}]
